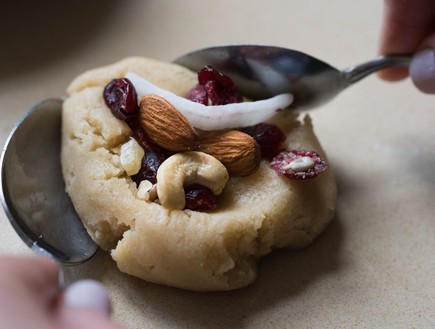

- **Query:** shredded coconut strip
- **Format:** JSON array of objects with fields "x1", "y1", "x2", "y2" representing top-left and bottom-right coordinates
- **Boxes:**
[{"x1": 126, "y1": 72, "x2": 294, "y2": 131}]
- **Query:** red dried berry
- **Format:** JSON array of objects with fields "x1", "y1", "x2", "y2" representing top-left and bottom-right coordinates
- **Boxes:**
[
  {"x1": 184, "y1": 185, "x2": 217, "y2": 211},
  {"x1": 242, "y1": 123, "x2": 286, "y2": 158},
  {"x1": 203, "y1": 80, "x2": 242, "y2": 105},
  {"x1": 128, "y1": 118, "x2": 168, "y2": 153},
  {"x1": 197, "y1": 66, "x2": 234, "y2": 88},
  {"x1": 186, "y1": 85, "x2": 208, "y2": 105},
  {"x1": 186, "y1": 66, "x2": 243, "y2": 105},
  {"x1": 103, "y1": 78, "x2": 139, "y2": 121},
  {"x1": 270, "y1": 150, "x2": 327, "y2": 180},
  {"x1": 131, "y1": 151, "x2": 169, "y2": 185}
]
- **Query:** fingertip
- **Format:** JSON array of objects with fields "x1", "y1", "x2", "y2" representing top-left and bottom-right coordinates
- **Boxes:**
[
  {"x1": 378, "y1": 67, "x2": 409, "y2": 82},
  {"x1": 410, "y1": 48, "x2": 435, "y2": 94},
  {"x1": 57, "y1": 308, "x2": 123, "y2": 329},
  {"x1": 0, "y1": 255, "x2": 59, "y2": 289},
  {"x1": 62, "y1": 280, "x2": 112, "y2": 316}
]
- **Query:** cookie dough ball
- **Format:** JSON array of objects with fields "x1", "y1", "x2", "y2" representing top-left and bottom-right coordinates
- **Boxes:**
[{"x1": 61, "y1": 57, "x2": 336, "y2": 291}]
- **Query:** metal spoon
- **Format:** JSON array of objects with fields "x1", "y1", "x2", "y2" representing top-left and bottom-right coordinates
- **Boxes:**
[
  {"x1": 0, "y1": 99, "x2": 98, "y2": 285},
  {"x1": 175, "y1": 45, "x2": 411, "y2": 110}
]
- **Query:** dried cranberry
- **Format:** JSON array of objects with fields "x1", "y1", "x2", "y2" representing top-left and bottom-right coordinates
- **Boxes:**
[
  {"x1": 204, "y1": 80, "x2": 242, "y2": 105},
  {"x1": 103, "y1": 78, "x2": 139, "y2": 120},
  {"x1": 270, "y1": 150, "x2": 327, "y2": 180},
  {"x1": 128, "y1": 118, "x2": 167, "y2": 153},
  {"x1": 243, "y1": 123, "x2": 286, "y2": 158},
  {"x1": 131, "y1": 151, "x2": 168, "y2": 185},
  {"x1": 184, "y1": 185, "x2": 217, "y2": 211},
  {"x1": 186, "y1": 85, "x2": 208, "y2": 105},
  {"x1": 197, "y1": 66, "x2": 234, "y2": 88},
  {"x1": 186, "y1": 66, "x2": 243, "y2": 105}
]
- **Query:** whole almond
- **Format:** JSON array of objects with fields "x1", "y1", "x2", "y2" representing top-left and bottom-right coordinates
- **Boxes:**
[
  {"x1": 139, "y1": 94, "x2": 199, "y2": 152},
  {"x1": 199, "y1": 130, "x2": 261, "y2": 176}
]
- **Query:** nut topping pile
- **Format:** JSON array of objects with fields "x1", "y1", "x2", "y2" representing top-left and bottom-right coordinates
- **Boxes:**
[{"x1": 103, "y1": 67, "x2": 328, "y2": 211}]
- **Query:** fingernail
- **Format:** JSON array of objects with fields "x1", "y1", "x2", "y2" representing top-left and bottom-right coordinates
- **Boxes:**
[
  {"x1": 410, "y1": 49, "x2": 435, "y2": 93},
  {"x1": 63, "y1": 280, "x2": 112, "y2": 315}
]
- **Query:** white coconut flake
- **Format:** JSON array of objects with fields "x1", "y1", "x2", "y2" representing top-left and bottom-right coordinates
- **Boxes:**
[{"x1": 125, "y1": 72, "x2": 293, "y2": 131}]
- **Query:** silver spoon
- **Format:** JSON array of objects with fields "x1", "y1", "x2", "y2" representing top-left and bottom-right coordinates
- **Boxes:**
[
  {"x1": 175, "y1": 45, "x2": 411, "y2": 110},
  {"x1": 0, "y1": 99, "x2": 98, "y2": 286}
]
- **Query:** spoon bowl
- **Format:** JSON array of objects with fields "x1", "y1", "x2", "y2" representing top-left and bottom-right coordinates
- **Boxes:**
[
  {"x1": 175, "y1": 45, "x2": 411, "y2": 110},
  {"x1": 0, "y1": 99, "x2": 98, "y2": 265}
]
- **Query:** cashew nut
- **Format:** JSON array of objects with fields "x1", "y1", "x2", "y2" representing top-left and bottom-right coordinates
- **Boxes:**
[{"x1": 156, "y1": 151, "x2": 229, "y2": 210}]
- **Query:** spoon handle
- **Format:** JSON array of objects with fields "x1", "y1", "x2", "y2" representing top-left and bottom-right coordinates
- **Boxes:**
[{"x1": 342, "y1": 55, "x2": 411, "y2": 85}]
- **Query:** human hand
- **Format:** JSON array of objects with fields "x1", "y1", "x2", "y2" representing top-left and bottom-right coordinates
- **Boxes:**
[
  {"x1": 0, "y1": 256, "x2": 124, "y2": 329},
  {"x1": 379, "y1": 0, "x2": 435, "y2": 93}
]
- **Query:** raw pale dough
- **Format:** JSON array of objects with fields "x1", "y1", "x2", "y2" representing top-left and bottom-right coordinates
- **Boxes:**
[{"x1": 61, "y1": 57, "x2": 337, "y2": 291}]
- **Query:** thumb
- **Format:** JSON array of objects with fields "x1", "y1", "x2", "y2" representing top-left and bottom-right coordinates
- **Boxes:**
[
  {"x1": 56, "y1": 280, "x2": 123, "y2": 329},
  {"x1": 62, "y1": 280, "x2": 112, "y2": 315},
  {"x1": 410, "y1": 34, "x2": 435, "y2": 94}
]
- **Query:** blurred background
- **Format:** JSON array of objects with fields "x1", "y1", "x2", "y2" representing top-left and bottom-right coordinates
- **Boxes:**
[{"x1": 0, "y1": 1, "x2": 434, "y2": 328}]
